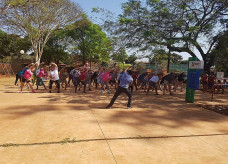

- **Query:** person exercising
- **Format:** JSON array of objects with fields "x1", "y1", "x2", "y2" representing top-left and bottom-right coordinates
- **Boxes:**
[{"x1": 106, "y1": 66, "x2": 133, "y2": 109}]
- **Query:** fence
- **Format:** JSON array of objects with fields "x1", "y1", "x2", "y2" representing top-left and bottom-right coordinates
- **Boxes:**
[
  {"x1": 0, "y1": 63, "x2": 15, "y2": 77},
  {"x1": 146, "y1": 64, "x2": 188, "y2": 72}
]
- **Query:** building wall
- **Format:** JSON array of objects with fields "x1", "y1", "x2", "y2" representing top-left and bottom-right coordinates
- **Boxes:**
[{"x1": 10, "y1": 58, "x2": 33, "y2": 73}]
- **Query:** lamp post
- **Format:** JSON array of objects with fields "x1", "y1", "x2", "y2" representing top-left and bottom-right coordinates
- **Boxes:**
[
  {"x1": 20, "y1": 50, "x2": 24, "y2": 69},
  {"x1": 167, "y1": 49, "x2": 171, "y2": 73},
  {"x1": 90, "y1": 55, "x2": 94, "y2": 70}
]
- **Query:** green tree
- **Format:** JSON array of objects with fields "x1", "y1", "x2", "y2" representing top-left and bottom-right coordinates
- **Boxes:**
[
  {"x1": 0, "y1": 0, "x2": 25, "y2": 14},
  {"x1": 0, "y1": 30, "x2": 11, "y2": 59},
  {"x1": 111, "y1": 47, "x2": 128, "y2": 64},
  {"x1": 1, "y1": 0, "x2": 82, "y2": 65},
  {"x1": 0, "y1": 29, "x2": 31, "y2": 59},
  {"x1": 135, "y1": 62, "x2": 145, "y2": 72},
  {"x1": 104, "y1": 0, "x2": 227, "y2": 73},
  {"x1": 126, "y1": 53, "x2": 138, "y2": 65},
  {"x1": 40, "y1": 29, "x2": 72, "y2": 65},
  {"x1": 212, "y1": 31, "x2": 228, "y2": 73},
  {"x1": 151, "y1": 53, "x2": 182, "y2": 64},
  {"x1": 66, "y1": 18, "x2": 112, "y2": 66}
]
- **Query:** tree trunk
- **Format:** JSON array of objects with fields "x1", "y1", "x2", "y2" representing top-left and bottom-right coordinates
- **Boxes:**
[
  {"x1": 36, "y1": 57, "x2": 41, "y2": 66},
  {"x1": 204, "y1": 63, "x2": 211, "y2": 74},
  {"x1": 202, "y1": 52, "x2": 215, "y2": 74}
]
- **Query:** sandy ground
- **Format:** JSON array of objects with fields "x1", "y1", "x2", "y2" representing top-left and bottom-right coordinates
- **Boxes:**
[{"x1": 0, "y1": 77, "x2": 228, "y2": 164}]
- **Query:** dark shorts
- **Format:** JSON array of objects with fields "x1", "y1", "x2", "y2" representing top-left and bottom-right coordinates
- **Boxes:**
[
  {"x1": 164, "y1": 80, "x2": 172, "y2": 85},
  {"x1": 110, "y1": 79, "x2": 116, "y2": 83},
  {"x1": 208, "y1": 82, "x2": 214, "y2": 88},
  {"x1": 202, "y1": 81, "x2": 207, "y2": 85},
  {"x1": 36, "y1": 77, "x2": 44, "y2": 86},
  {"x1": 149, "y1": 81, "x2": 156, "y2": 87},
  {"x1": 22, "y1": 77, "x2": 30, "y2": 83},
  {"x1": 178, "y1": 79, "x2": 184, "y2": 82}
]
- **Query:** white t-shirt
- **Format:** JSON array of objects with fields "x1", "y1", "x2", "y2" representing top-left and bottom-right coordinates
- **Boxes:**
[
  {"x1": 149, "y1": 76, "x2": 159, "y2": 83},
  {"x1": 49, "y1": 69, "x2": 59, "y2": 81}
]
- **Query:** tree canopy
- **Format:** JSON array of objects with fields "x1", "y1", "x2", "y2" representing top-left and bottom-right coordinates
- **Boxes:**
[
  {"x1": 1, "y1": 0, "x2": 82, "y2": 65},
  {"x1": 40, "y1": 29, "x2": 72, "y2": 65},
  {"x1": 0, "y1": 29, "x2": 31, "y2": 59},
  {"x1": 151, "y1": 52, "x2": 183, "y2": 64},
  {"x1": 65, "y1": 18, "x2": 112, "y2": 65},
  {"x1": 98, "y1": 0, "x2": 228, "y2": 73},
  {"x1": 111, "y1": 47, "x2": 128, "y2": 64},
  {"x1": 212, "y1": 31, "x2": 228, "y2": 73}
]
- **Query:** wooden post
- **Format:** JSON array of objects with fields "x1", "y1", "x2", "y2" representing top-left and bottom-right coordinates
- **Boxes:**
[
  {"x1": 3, "y1": 65, "x2": 10, "y2": 77},
  {"x1": 0, "y1": 63, "x2": 8, "y2": 77}
]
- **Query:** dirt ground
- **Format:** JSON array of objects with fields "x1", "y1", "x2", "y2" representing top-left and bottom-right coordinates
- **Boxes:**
[{"x1": 0, "y1": 77, "x2": 228, "y2": 164}]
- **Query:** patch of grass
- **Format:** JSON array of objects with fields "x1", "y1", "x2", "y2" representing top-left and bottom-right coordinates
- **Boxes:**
[
  {"x1": 2, "y1": 143, "x2": 18, "y2": 147},
  {"x1": 60, "y1": 137, "x2": 77, "y2": 145}
]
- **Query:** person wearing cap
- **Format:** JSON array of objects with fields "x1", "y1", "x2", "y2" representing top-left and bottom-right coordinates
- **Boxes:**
[
  {"x1": 106, "y1": 66, "x2": 133, "y2": 109},
  {"x1": 48, "y1": 63, "x2": 60, "y2": 93}
]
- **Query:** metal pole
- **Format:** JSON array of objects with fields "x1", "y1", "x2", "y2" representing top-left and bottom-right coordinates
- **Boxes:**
[{"x1": 167, "y1": 49, "x2": 171, "y2": 73}]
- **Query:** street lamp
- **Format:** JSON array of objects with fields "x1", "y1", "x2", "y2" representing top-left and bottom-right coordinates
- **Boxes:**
[
  {"x1": 20, "y1": 50, "x2": 24, "y2": 69},
  {"x1": 20, "y1": 50, "x2": 24, "y2": 55}
]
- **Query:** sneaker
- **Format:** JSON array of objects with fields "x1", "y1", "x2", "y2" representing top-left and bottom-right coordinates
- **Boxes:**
[
  {"x1": 106, "y1": 106, "x2": 111, "y2": 109},
  {"x1": 100, "y1": 90, "x2": 103, "y2": 94},
  {"x1": 127, "y1": 106, "x2": 132, "y2": 109}
]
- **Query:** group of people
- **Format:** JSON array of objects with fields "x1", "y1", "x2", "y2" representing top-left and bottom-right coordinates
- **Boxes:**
[
  {"x1": 201, "y1": 73, "x2": 227, "y2": 94},
  {"x1": 15, "y1": 62, "x2": 188, "y2": 108},
  {"x1": 15, "y1": 62, "x2": 61, "y2": 93}
]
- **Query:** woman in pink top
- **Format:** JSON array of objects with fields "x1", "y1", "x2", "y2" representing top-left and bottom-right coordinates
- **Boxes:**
[
  {"x1": 20, "y1": 64, "x2": 36, "y2": 93},
  {"x1": 99, "y1": 67, "x2": 111, "y2": 94},
  {"x1": 36, "y1": 68, "x2": 47, "y2": 90}
]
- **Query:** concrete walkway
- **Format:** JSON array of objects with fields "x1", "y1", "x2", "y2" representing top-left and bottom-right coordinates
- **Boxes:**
[{"x1": 0, "y1": 78, "x2": 228, "y2": 164}]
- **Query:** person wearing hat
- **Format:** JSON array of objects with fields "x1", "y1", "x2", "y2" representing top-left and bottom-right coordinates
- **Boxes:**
[
  {"x1": 106, "y1": 65, "x2": 133, "y2": 109},
  {"x1": 48, "y1": 63, "x2": 60, "y2": 93}
]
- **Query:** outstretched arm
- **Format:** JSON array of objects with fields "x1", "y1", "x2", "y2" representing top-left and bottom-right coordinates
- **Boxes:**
[
  {"x1": 51, "y1": 63, "x2": 58, "y2": 68},
  {"x1": 124, "y1": 65, "x2": 133, "y2": 72}
]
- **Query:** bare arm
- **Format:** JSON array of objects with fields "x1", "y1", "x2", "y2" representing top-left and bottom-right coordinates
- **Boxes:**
[
  {"x1": 124, "y1": 65, "x2": 133, "y2": 72},
  {"x1": 51, "y1": 63, "x2": 58, "y2": 68}
]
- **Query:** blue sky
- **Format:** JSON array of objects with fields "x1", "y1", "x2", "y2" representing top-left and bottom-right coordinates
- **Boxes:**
[
  {"x1": 72, "y1": 0, "x2": 128, "y2": 16},
  {"x1": 72, "y1": 0, "x2": 193, "y2": 60}
]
